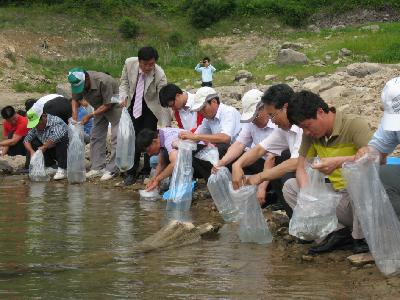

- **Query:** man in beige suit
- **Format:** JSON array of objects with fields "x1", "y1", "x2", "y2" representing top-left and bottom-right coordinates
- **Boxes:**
[{"x1": 119, "y1": 46, "x2": 171, "y2": 185}]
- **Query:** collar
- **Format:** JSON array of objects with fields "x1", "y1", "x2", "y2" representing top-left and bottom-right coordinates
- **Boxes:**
[
  {"x1": 184, "y1": 92, "x2": 194, "y2": 110},
  {"x1": 214, "y1": 103, "x2": 224, "y2": 120},
  {"x1": 88, "y1": 72, "x2": 98, "y2": 90},
  {"x1": 330, "y1": 110, "x2": 343, "y2": 138},
  {"x1": 289, "y1": 124, "x2": 302, "y2": 134}
]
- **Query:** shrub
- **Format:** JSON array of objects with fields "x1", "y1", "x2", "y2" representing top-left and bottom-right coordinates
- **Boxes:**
[
  {"x1": 186, "y1": 0, "x2": 236, "y2": 28},
  {"x1": 168, "y1": 31, "x2": 184, "y2": 46},
  {"x1": 118, "y1": 17, "x2": 139, "y2": 39}
]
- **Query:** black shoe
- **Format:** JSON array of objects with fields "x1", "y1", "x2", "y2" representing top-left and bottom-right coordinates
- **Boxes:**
[
  {"x1": 124, "y1": 174, "x2": 137, "y2": 186},
  {"x1": 308, "y1": 228, "x2": 353, "y2": 255},
  {"x1": 296, "y1": 238, "x2": 313, "y2": 244},
  {"x1": 138, "y1": 167, "x2": 151, "y2": 176},
  {"x1": 353, "y1": 238, "x2": 369, "y2": 254}
]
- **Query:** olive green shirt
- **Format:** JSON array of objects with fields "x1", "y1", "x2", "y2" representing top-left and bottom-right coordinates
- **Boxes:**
[
  {"x1": 299, "y1": 111, "x2": 373, "y2": 190},
  {"x1": 82, "y1": 71, "x2": 119, "y2": 109}
]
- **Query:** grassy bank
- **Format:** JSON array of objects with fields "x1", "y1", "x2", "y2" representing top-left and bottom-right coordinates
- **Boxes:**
[{"x1": 0, "y1": 3, "x2": 400, "y2": 94}]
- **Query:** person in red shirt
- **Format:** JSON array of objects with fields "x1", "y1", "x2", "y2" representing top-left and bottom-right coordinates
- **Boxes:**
[{"x1": 1, "y1": 106, "x2": 29, "y2": 168}]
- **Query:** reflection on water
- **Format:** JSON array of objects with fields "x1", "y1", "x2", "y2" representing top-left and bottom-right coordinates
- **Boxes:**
[{"x1": 0, "y1": 176, "x2": 372, "y2": 298}]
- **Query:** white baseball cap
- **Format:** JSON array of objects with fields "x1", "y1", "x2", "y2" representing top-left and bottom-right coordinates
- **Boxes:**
[
  {"x1": 381, "y1": 77, "x2": 400, "y2": 131},
  {"x1": 240, "y1": 89, "x2": 264, "y2": 123},
  {"x1": 191, "y1": 87, "x2": 218, "y2": 112}
]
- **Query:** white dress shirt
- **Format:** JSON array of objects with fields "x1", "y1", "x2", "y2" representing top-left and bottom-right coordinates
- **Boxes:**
[
  {"x1": 259, "y1": 125, "x2": 303, "y2": 158},
  {"x1": 195, "y1": 103, "x2": 241, "y2": 143},
  {"x1": 178, "y1": 92, "x2": 198, "y2": 131}
]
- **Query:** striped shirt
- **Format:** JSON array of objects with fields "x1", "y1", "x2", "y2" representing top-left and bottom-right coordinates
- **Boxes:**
[
  {"x1": 24, "y1": 114, "x2": 68, "y2": 144},
  {"x1": 159, "y1": 128, "x2": 184, "y2": 154}
]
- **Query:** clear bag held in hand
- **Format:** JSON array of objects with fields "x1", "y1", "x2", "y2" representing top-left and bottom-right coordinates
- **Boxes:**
[
  {"x1": 29, "y1": 149, "x2": 49, "y2": 182},
  {"x1": 116, "y1": 108, "x2": 135, "y2": 172},
  {"x1": 67, "y1": 119, "x2": 86, "y2": 183}
]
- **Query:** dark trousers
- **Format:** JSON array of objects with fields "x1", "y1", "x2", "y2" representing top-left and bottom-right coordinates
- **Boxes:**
[
  {"x1": 30, "y1": 137, "x2": 68, "y2": 169},
  {"x1": 6, "y1": 131, "x2": 28, "y2": 168},
  {"x1": 192, "y1": 143, "x2": 230, "y2": 181},
  {"x1": 201, "y1": 81, "x2": 212, "y2": 87},
  {"x1": 127, "y1": 99, "x2": 158, "y2": 176},
  {"x1": 43, "y1": 96, "x2": 72, "y2": 124}
]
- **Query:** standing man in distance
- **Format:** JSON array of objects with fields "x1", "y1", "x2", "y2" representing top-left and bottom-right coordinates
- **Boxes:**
[
  {"x1": 119, "y1": 46, "x2": 171, "y2": 186},
  {"x1": 195, "y1": 57, "x2": 216, "y2": 87},
  {"x1": 68, "y1": 67, "x2": 121, "y2": 181}
]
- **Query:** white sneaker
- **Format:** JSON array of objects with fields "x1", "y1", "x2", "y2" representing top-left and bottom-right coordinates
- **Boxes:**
[
  {"x1": 100, "y1": 171, "x2": 117, "y2": 181},
  {"x1": 53, "y1": 168, "x2": 66, "y2": 180},
  {"x1": 86, "y1": 169, "x2": 104, "y2": 178},
  {"x1": 46, "y1": 167, "x2": 57, "y2": 176}
]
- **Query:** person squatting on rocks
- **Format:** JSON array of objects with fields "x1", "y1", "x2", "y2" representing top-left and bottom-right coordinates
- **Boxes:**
[
  {"x1": 119, "y1": 46, "x2": 171, "y2": 186},
  {"x1": 283, "y1": 90, "x2": 373, "y2": 255},
  {"x1": 233, "y1": 84, "x2": 303, "y2": 218},
  {"x1": 68, "y1": 67, "x2": 121, "y2": 181},
  {"x1": 178, "y1": 87, "x2": 242, "y2": 181},
  {"x1": 356, "y1": 76, "x2": 400, "y2": 219},
  {"x1": 23, "y1": 105, "x2": 69, "y2": 180},
  {"x1": 195, "y1": 57, "x2": 216, "y2": 87},
  {"x1": 0, "y1": 105, "x2": 30, "y2": 171},
  {"x1": 212, "y1": 89, "x2": 277, "y2": 207}
]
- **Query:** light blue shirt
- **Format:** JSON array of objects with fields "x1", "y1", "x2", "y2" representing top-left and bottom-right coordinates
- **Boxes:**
[
  {"x1": 195, "y1": 64, "x2": 216, "y2": 83},
  {"x1": 368, "y1": 124, "x2": 400, "y2": 154}
]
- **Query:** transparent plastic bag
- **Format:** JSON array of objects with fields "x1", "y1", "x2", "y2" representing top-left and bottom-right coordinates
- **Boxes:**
[
  {"x1": 67, "y1": 120, "x2": 86, "y2": 183},
  {"x1": 229, "y1": 184, "x2": 273, "y2": 244},
  {"x1": 207, "y1": 167, "x2": 238, "y2": 222},
  {"x1": 29, "y1": 150, "x2": 49, "y2": 182},
  {"x1": 167, "y1": 140, "x2": 197, "y2": 211},
  {"x1": 289, "y1": 157, "x2": 341, "y2": 241},
  {"x1": 139, "y1": 189, "x2": 161, "y2": 202},
  {"x1": 195, "y1": 145, "x2": 219, "y2": 166},
  {"x1": 116, "y1": 108, "x2": 135, "y2": 172},
  {"x1": 343, "y1": 154, "x2": 400, "y2": 276}
]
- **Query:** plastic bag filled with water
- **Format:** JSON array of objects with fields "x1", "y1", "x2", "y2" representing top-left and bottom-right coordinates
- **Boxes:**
[
  {"x1": 139, "y1": 189, "x2": 161, "y2": 202},
  {"x1": 29, "y1": 149, "x2": 49, "y2": 182},
  {"x1": 343, "y1": 154, "x2": 400, "y2": 276},
  {"x1": 116, "y1": 107, "x2": 135, "y2": 172},
  {"x1": 289, "y1": 157, "x2": 341, "y2": 241},
  {"x1": 167, "y1": 140, "x2": 197, "y2": 212},
  {"x1": 195, "y1": 145, "x2": 219, "y2": 166},
  {"x1": 207, "y1": 167, "x2": 238, "y2": 222},
  {"x1": 230, "y1": 184, "x2": 273, "y2": 244},
  {"x1": 67, "y1": 120, "x2": 86, "y2": 183}
]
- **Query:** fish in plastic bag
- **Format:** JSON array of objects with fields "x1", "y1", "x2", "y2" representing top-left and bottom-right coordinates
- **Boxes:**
[
  {"x1": 229, "y1": 183, "x2": 273, "y2": 244},
  {"x1": 195, "y1": 145, "x2": 219, "y2": 166},
  {"x1": 289, "y1": 157, "x2": 341, "y2": 241},
  {"x1": 139, "y1": 189, "x2": 161, "y2": 202},
  {"x1": 29, "y1": 149, "x2": 50, "y2": 182},
  {"x1": 116, "y1": 107, "x2": 135, "y2": 172},
  {"x1": 167, "y1": 140, "x2": 197, "y2": 212},
  {"x1": 67, "y1": 120, "x2": 86, "y2": 184},
  {"x1": 207, "y1": 167, "x2": 238, "y2": 222},
  {"x1": 343, "y1": 154, "x2": 400, "y2": 276}
]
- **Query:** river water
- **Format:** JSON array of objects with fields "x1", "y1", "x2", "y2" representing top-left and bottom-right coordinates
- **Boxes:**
[{"x1": 0, "y1": 176, "x2": 377, "y2": 299}]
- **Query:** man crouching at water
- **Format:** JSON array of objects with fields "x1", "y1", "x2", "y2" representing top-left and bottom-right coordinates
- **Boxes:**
[
  {"x1": 137, "y1": 128, "x2": 184, "y2": 191},
  {"x1": 283, "y1": 90, "x2": 373, "y2": 255},
  {"x1": 23, "y1": 107, "x2": 69, "y2": 180}
]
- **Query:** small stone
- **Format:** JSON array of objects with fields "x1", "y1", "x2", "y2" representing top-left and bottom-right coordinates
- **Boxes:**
[
  {"x1": 264, "y1": 74, "x2": 277, "y2": 81},
  {"x1": 333, "y1": 59, "x2": 341, "y2": 65},
  {"x1": 347, "y1": 252, "x2": 375, "y2": 266},
  {"x1": 302, "y1": 255, "x2": 314, "y2": 262},
  {"x1": 339, "y1": 48, "x2": 352, "y2": 57},
  {"x1": 285, "y1": 76, "x2": 296, "y2": 81},
  {"x1": 232, "y1": 28, "x2": 241, "y2": 34},
  {"x1": 361, "y1": 25, "x2": 380, "y2": 32}
]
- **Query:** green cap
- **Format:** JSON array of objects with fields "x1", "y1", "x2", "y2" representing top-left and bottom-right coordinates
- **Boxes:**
[
  {"x1": 27, "y1": 109, "x2": 41, "y2": 128},
  {"x1": 68, "y1": 67, "x2": 86, "y2": 94}
]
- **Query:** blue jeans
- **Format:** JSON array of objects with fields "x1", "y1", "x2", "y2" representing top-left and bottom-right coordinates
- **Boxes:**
[{"x1": 150, "y1": 155, "x2": 158, "y2": 169}]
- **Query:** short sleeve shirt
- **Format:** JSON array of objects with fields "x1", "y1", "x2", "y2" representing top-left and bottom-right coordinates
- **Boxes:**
[
  {"x1": 299, "y1": 111, "x2": 373, "y2": 190},
  {"x1": 178, "y1": 92, "x2": 198, "y2": 131},
  {"x1": 159, "y1": 128, "x2": 184, "y2": 154},
  {"x1": 3, "y1": 114, "x2": 29, "y2": 137},
  {"x1": 259, "y1": 125, "x2": 303, "y2": 158},
  {"x1": 195, "y1": 103, "x2": 242, "y2": 143},
  {"x1": 82, "y1": 71, "x2": 119, "y2": 109},
  {"x1": 368, "y1": 124, "x2": 400, "y2": 154},
  {"x1": 237, "y1": 120, "x2": 276, "y2": 148}
]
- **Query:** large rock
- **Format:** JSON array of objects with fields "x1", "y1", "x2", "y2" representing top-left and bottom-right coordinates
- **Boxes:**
[
  {"x1": 0, "y1": 159, "x2": 13, "y2": 173},
  {"x1": 319, "y1": 86, "x2": 347, "y2": 102},
  {"x1": 346, "y1": 63, "x2": 382, "y2": 78},
  {"x1": 235, "y1": 70, "x2": 253, "y2": 82},
  {"x1": 277, "y1": 49, "x2": 308, "y2": 65},
  {"x1": 56, "y1": 83, "x2": 72, "y2": 99},
  {"x1": 302, "y1": 79, "x2": 339, "y2": 94}
]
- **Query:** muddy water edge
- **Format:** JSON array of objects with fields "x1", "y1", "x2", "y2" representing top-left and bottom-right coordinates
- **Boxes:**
[{"x1": 1, "y1": 175, "x2": 400, "y2": 299}]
